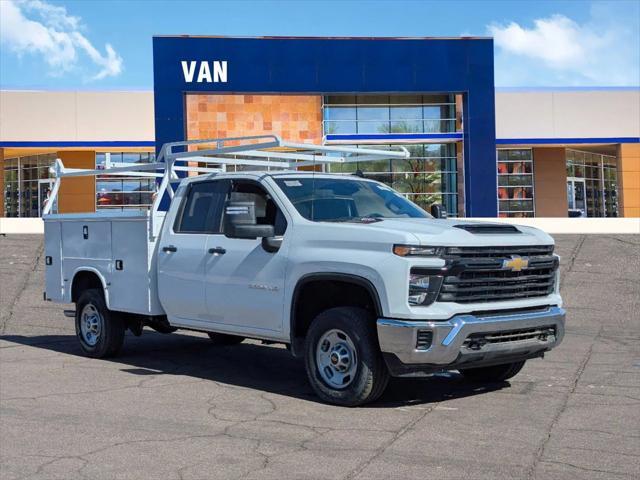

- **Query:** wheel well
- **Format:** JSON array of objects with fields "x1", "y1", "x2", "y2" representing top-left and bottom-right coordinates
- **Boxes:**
[
  {"x1": 71, "y1": 271, "x2": 104, "y2": 303},
  {"x1": 291, "y1": 275, "x2": 381, "y2": 353}
]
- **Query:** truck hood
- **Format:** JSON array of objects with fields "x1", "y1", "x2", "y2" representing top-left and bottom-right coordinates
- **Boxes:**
[{"x1": 362, "y1": 218, "x2": 554, "y2": 247}]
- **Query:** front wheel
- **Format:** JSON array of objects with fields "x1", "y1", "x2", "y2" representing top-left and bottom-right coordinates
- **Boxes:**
[
  {"x1": 75, "y1": 289, "x2": 125, "y2": 358},
  {"x1": 459, "y1": 360, "x2": 526, "y2": 382},
  {"x1": 304, "y1": 307, "x2": 389, "y2": 406}
]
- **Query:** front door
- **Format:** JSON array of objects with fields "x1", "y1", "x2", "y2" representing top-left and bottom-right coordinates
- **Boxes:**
[
  {"x1": 567, "y1": 178, "x2": 587, "y2": 217},
  {"x1": 204, "y1": 180, "x2": 288, "y2": 335}
]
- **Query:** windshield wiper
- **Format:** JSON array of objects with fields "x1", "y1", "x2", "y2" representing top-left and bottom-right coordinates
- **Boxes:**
[{"x1": 321, "y1": 216, "x2": 383, "y2": 224}]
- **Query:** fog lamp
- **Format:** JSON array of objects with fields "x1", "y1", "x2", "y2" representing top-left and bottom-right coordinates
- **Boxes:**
[{"x1": 408, "y1": 272, "x2": 442, "y2": 306}]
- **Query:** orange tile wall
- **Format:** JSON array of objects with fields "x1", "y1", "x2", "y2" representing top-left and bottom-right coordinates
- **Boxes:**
[
  {"x1": 617, "y1": 143, "x2": 640, "y2": 218},
  {"x1": 533, "y1": 147, "x2": 569, "y2": 217},
  {"x1": 0, "y1": 149, "x2": 4, "y2": 217},
  {"x1": 186, "y1": 94, "x2": 323, "y2": 144},
  {"x1": 57, "y1": 151, "x2": 96, "y2": 214}
]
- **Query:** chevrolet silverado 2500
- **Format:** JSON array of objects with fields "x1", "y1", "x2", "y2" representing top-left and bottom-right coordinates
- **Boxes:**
[{"x1": 43, "y1": 136, "x2": 565, "y2": 406}]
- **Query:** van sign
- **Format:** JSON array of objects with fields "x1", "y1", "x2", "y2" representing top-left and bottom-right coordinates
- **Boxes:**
[{"x1": 181, "y1": 61, "x2": 227, "y2": 83}]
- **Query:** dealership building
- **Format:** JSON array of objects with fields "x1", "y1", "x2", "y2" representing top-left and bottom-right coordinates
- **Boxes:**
[{"x1": 1, "y1": 36, "x2": 639, "y2": 219}]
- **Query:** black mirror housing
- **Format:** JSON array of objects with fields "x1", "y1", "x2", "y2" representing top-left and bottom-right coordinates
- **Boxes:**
[
  {"x1": 430, "y1": 204, "x2": 448, "y2": 219},
  {"x1": 224, "y1": 201, "x2": 276, "y2": 239}
]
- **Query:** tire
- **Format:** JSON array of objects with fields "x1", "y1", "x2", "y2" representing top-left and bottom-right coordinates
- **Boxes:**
[
  {"x1": 75, "y1": 289, "x2": 125, "y2": 358},
  {"x1": 459, "y1": 360, "x2": 526, "y2": 382},
  {"x1": 207, "y1": 332, "x2": 245, "y2": 345},
  {"x1": 304, "y1": 307, "x2": 389, "y2": 407}
]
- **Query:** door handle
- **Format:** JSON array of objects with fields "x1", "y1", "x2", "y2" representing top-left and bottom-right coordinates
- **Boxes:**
[
  {"x1": 208, "y1": 247, "x2": 226, "y2": 255},
  {"x1": 162, "y1": 245, "x2": 177, "y2": 253}
]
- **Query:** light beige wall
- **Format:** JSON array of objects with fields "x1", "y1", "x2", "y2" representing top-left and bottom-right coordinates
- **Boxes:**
[
  {"x1": 0, "y1": 91, "x2": 155, "y2": 142},
  {"x1": 496, "y1": 90, "x2": 640, "y2": 140}
]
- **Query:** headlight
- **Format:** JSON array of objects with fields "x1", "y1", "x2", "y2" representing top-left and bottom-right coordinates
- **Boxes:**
[
  {"x1": 393, "y1": 245, "x2": 445, "y2": 257},
  {"x1": 408, "y1": 269, "x2": 443, "y2": 306}
]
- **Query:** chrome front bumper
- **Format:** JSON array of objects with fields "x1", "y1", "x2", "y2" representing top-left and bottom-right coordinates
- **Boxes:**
[{"x1": 377, "y1": 306, "x2": 565, "y2": 367}]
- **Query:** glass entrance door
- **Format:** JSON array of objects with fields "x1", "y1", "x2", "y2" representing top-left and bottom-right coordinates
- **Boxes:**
[
  {"x1": 567, "y1": 178, "x2": 587, "y2": 217},
  {"x1": 38, "y1": 179, "x2": 56, "y2": 216}
]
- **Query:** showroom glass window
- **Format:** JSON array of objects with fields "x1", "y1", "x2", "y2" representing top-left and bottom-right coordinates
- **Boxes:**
[
  {"x1": 497, "y1": 149, "x2": 535, "y2": 217},
  {"x1": 326, "y1": 143, "x2": 460, "y2": 217},
  {"x1": 566, "y1": 149, "x2": 618, "y2": 217},
  {"x1": 96, "y1": 152, "x2": 157, "y2": 211},
  {"x1": 323, "y1": 95, "x2": 457, "y2": 135},
  {"x1": 322, "y1": 95, "x2": 461, "y2": 217},
  {"x1": 2, "y1": 153, "x2": 56, "y2": 217}
]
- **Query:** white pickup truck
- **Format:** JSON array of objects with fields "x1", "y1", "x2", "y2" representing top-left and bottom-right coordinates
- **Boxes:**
[{"x1": 43, "y1": 136, "x2": 565, "y2": 406}]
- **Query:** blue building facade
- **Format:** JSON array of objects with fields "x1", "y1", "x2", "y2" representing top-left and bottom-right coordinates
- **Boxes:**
[{"x1": 152, "y1": 36, "x2": 497, "y2": 216}]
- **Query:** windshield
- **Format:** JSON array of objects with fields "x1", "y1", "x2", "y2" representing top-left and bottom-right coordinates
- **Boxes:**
[{"x1": 274, "y1": 177, "x2": 430, "y2": 222}]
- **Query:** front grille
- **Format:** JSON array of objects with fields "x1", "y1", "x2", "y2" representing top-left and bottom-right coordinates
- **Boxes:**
[
  {"x1": 437, "y1": 246, "x2": 557, "y2": 303},
  {"x1": 462, "y1": 326, "x2": 556, "y2": 350}
]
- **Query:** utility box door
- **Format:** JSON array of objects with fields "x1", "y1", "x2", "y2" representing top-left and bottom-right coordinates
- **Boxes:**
[
  {"x1": 61, "y1": 221, "x2": 112, "y2": 260},
  {"x1": 44, "y1": 221, "x2": 63, "y2": 302},
  {"x1": 109, "y1": 220, "x2": 153, "y2": 314}
]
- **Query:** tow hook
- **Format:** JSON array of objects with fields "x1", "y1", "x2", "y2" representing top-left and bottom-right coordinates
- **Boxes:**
[{"x1": 466, "y1": 338, "x2": 488, "y2": 351}]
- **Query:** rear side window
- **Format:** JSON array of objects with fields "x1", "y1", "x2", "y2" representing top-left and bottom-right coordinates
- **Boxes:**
[{"x1": 175, "y1": 180, "x2": 229, "y2": 233}]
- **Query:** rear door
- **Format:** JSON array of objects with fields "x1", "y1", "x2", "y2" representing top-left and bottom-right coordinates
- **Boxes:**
[{"x1": 157, "y1": 180, "x2": 230, "y2": 322}]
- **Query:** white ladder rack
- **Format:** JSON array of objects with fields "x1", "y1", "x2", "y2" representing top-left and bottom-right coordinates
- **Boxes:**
[{"x1": 43, "y1": 135, "x2": 409, "y2": 233}]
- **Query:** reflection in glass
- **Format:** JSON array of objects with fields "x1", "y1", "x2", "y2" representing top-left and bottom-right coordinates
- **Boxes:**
[
  {"x1": 497, "y1": 149, "x2": 535, "y2": 217},
  {"x1": 327, "y1": 143, "x2": 459, "y2": 216}
]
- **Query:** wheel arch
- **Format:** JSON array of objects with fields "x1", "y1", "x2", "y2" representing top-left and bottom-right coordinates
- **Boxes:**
[
  {"x1": 70, "y1": 268, "x2": 110, "y2": 307},
  {"x1": 289, "y1": 273, "x2": 383, "y2": 357}
]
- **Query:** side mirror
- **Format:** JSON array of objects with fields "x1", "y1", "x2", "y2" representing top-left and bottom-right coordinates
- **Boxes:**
[
  {"x1": 430, "y1": 204, "x2": 448, "y2": 219},
  {"x1": 262, "y1": 236, "x2": 283, "y2": 253},
  {"x1": 224, "y1": 201, "x2": 275, "y2": 239}
]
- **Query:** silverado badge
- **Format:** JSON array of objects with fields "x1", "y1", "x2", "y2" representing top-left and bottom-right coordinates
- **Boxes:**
[{"x1": 503, "y1": 255, "x2": 529, "y2": 272}]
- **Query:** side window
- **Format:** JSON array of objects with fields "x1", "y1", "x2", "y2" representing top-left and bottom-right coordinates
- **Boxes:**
[
  {"x1": 175, "y1": 180, "x2": 230, "y2": 233},
  {"x1": 230, "y1": 181, "x2": 288, "y2": 236}
]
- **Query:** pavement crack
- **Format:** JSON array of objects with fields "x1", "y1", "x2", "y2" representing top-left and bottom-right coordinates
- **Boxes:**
[
  {"x1": 560, "y1": 234, "x2": 585, "y2": 289},
  {"x1": 0, "y1": 239, "x2": 44, "y2": 335},
  {"x1": 342, "y1": 407, "x2": 435, "y2": 480},
  {"x1": 526, "y1": 322, "x2": 602, "y2": 480},
  {"x1": 540, "y1": 459, "x2": 631, "y2": 478}
]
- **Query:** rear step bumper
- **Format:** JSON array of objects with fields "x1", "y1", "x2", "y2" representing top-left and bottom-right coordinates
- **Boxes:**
[{"x1": 377, "y1": 306, "x2": 565, "y2": 371}]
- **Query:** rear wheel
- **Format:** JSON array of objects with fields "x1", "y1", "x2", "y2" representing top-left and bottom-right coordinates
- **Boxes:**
[
  {"x1": 459, "y1": 360, "x2": 526, "y2": 382},
  {"x1": 304, "y1": 307, "x2": 389, "y2": 406},
  {"x1": 207, "y1": 332, "x2": 245, "y2": 345},
  {"x1": 75, "y1": 289, "x2": 125, "y2": 358}
]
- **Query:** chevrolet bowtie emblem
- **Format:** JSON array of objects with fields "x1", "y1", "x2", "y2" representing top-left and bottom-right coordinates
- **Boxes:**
[{"x1": 503, "y1": 255, "x2": 529, "y2": 272}]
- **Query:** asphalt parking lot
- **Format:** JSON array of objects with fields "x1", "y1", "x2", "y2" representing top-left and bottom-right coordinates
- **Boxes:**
[{"x1": 1, "y1": 233, "x2": 639, "y2": 479}]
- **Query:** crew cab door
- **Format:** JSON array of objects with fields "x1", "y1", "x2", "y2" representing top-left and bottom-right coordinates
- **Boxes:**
[
  {"x1": 203, "y1": 180, "x2": 288, "y2": 334},
  {"x1": 157, "y1": 180, "x2": 230, "y2": 323}
]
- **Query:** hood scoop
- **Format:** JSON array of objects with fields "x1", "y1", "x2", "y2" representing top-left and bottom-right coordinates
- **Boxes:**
[{"x1": 453, "y1": 224, "x2": 522, "y2": 234}]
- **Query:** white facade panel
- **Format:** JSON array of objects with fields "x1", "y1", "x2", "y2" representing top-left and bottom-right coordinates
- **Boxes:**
[
  {"x1": 0, "y1": 91, "x2": 77, "y2": 141},
  {"x1": 496, "y1": 89, "x2": 640, "y2": 141},
  {"x1": 0, "y1": 90, "x2": 154, "y2": 143},
  {"x1": 75, "y1": 92, "x2": 155, "y2": 141}
]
